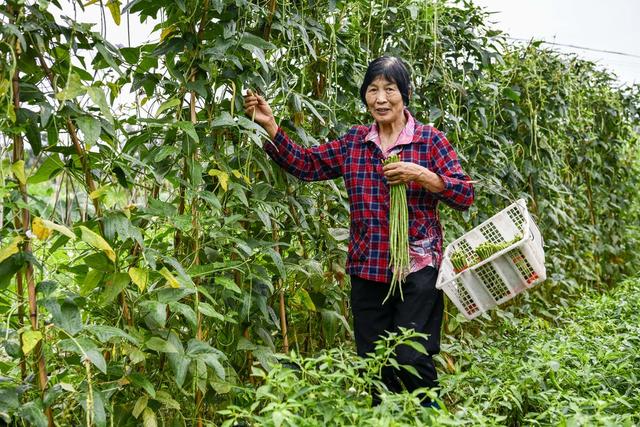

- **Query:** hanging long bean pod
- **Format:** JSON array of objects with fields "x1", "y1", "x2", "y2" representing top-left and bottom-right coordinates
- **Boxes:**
[{"x1": 383, "y1": 155, "x2": 410, "y2": 304}]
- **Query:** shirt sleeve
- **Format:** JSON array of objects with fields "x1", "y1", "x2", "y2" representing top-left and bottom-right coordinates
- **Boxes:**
[
  {"x1": 430, "y1": 130, "x2": 474, "y2": 210},
  {"x1": 262, "y1": 126, "x2": 347, "y2": 181}
]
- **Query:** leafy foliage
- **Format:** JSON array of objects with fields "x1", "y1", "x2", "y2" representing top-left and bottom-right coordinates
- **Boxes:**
[
  {"x1": 220, "y1": 278, "x2": 640, "y2": 426},
  {"x1": 0, "y1": 0, "x2": 639, "y2": 425}
]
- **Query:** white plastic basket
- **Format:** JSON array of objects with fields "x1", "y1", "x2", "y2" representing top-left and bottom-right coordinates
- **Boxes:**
[{"x1": 436, "y1": 199, "x2": 546, "y2": 320}]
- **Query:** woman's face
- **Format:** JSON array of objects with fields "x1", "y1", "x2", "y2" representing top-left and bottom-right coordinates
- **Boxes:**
[{"x1": 365, "y1": 76, "x2": 405, "y2": 126}]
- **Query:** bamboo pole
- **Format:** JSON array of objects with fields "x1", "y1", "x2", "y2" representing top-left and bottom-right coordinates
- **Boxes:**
[
  {"x1": 273, "y1": 227, "x2": 289, "y2": 353},
  {"x1": 9, "y1": 30, "x2": 54, "y2": 426}
]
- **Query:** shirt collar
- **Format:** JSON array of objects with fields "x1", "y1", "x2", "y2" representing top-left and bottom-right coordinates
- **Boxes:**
[{"x1": 365, "y1": 108, "x2": 416, "y2": 152}]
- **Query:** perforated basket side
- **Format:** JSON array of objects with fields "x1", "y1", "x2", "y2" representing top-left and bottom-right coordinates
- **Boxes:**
[{"x1": 440, "y1": 278, "x2": 483, "y2": 320}]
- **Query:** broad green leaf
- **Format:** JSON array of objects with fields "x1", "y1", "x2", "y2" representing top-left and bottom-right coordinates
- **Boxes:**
[
  {"x1": 76, "y1": 116, "x2": 101, "y2": 145},
  {"x1": 100, "y1": 273, "x2": 129, "y2": 305},
  {"x1": 0, "y1": 387, "x2": 20, "y2": 412},
  {"x1": 11, "y1": 160, "x2": 26, "y2": 185},
  {"x1": 128, "y1": 372, "x2": 156, "y2": 398},
  {"x1": 176, "y1": 121, "x2": 198, "y2": 143},
  {"x1": 79, "y1": 226, "x2": 116, "y2": 263},
  {"x1": 0, "y1": 236, "x2": 23, "y2": 263},
  {"x1": 154, "y1": 390, "x2": 181, "y2": 410},
  {"x1": 85, "y1": 349, "x2": 107, "y2": 374},
  {"x1": 55, "y1": 73, "x2": 85, "y2": 101},
  {"x1": 145, "y1": 337, "x2": 178, "y2": 354},
  {"x1": 129, "y1": 267, "x2": 149, "y2": 292},
  {"x1": 22, "y1": 330, "x2": 42, "y2": 355},
  {"x1": 95, "y1": 44, "x2": 123, "y2": 78},
  {"x1": 28, "y1": 155, "x2": 64, "y2": 184},
  {"x1": 266, "y1": 247, "x2": 286, "y2": 279},
  {"x1": 54, "y1": 300, "x2": 83, "y2": 336},
  {"x1": 159, "y1": 267, "x2": 180, "y2": 288},
  {"x1": 198, "y1": 302, "x2": 224, "y2": 321},
  {"x1": 132, "y1": 395, "x2": 148, "y2": 418},
  {"x1": 295, "y1": 288, "x2": 316, "y2": 311},
  {"x1": 106, "y1": 0, "x2": 121, "y2": 25},
  {"x1": 92, "y1": 390, "x2": 107, "y2": 427},
  {"x1": 91, "y1": 325, "x2": 139, "y2": 345},
  {"x1": 155, "y1": 98, "x2": 180, "y2": 117},
  {"x1": 87, "y1": 86, "x2": 114, "y2": 123},
  {"x1": 210, "y1": 111, "x2": 236, "y2": 128},
  {"x1": 216, "y1": 276, "x2": 241, "y2": 294},
  {"x1": 142, "y1": 407, "x2": 157, "y2": 427},
  {"x1": 18, "y1": 401, "x2": 48, "y2": 427},
  {"x1": 160, "y1": 25, "x2": 176, "y2": 42},
  {"x1": 80, "y1": 270, "x2": 104, "y2": 296},
  {"x1": 168, "y1": 302, "x2": 197, "y2": 328}
]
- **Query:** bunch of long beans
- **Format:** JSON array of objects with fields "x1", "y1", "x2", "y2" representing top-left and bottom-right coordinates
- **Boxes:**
[{"x1": 383, "y1": 155, "x2": 410, "y2": 304}]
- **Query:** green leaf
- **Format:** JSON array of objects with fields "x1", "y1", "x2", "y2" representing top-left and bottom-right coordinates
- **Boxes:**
[
  {"x1": 57, "y1": 299, "x2": 83, "y2": 336},
  {"x1": 87, "y1": 86, "x2": 114, "y2": 123},
  {"x1": 95, "y1": 43, "x2": 124, "y2": 78},
  {"x1": 91, "y1": 325, "x2": 139, "y2": 345},
  {"x1": 175, "y1": 121, "x2": 199, "y2": 143},
  {"x1": 28, "y1": 155, "x2": 65, "y2": 184},
  {"x1": 239, "y1": 33, "x2": 276, "y2": 50},
  {"x1": 100, "y1": 272, "x2": 129, "y2": 305},
  {"x1": 154, "y1": 390, "x2": 181, "y2": 410},
  {"x1": 295, "y1": 288, "x2": 316, "y2": 312},
  {"x1": 18, "y1": 401, "x2": 48, "y2": 427},
  {"x1": 76, "y1": 116, "x2": 102, "y2": 145},
  {"x1": 142, "y1": 407, "x2": 157, "y2": 427},
  {"x1": 21, "y1": 330, "x2": 42, "y2": 355},
  {"x1": 155, "y1": 98, "x2": 180, "y2": 117},
  {"x1": 79, "y1": 226, "x2": 116, "y2": 263},
  {"x1": 266, "y1": 247, "x2": 286, "y2": 279},
  {"x1": 85, "y1": 349, "x2": 108, "y2": 374},
  {"x1": 0, "y1": 387, "x2": 20, "y2": 412},
  {"x1": 216, "y1": 276, "x2": 241, "y2": 294},
  {"x1": 80, "y1": 270, "x2": 104, "y2": 296},
  {"x1": 198, "y1": 302, "x2": 224, "y2": 321},
  {"x1": 503, "y1": 87, "x2": 521, "y2": 102},
  {"x1": 146, "y1": 337, "x2": 178, "y2": 354},
  {"x1": 92, "y1": 390, "x2": 107, "y2": 427},
  {"x1": 168, "y1": 302, "x2": 197, "y2": 328},
  {"x1": 128, "y1": 372, "x2": 156, "y2": 398},
  {"x1": 55, "y1": 73, "x2": 86, "y2": 101},
  {"x1": 210, "y1": 111, "x2": 236, "y2": 128},
  {"x1": 0, "y1": 253, "x2": 28, "y2": 289},
  {"x1": 133, "y1": 395, "x2": 148, "y2": 418}
]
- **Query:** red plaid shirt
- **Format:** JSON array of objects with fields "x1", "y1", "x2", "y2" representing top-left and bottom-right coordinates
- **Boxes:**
[{"x1": 263, "y1": 119, "x2": 474, "y2": 283}]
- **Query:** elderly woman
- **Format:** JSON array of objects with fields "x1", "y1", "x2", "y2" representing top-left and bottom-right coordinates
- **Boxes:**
[{"x1": 244, "y1": 56, "x2": 474, "y2": 406}]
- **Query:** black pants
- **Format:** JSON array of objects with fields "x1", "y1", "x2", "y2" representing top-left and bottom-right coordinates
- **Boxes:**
[{"x1": 350, "y1": 266, "x2": 443, "y2": 402}]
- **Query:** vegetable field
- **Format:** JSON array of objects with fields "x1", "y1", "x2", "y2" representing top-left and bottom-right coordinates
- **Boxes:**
[{"x1": 1, "y1": 0, "x2": 639, "y2": 426}]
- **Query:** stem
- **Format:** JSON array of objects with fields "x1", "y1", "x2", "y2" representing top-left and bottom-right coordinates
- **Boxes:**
[
  {"x1": 273, "y1": 227, "x2": 289, "y2": 353},
  {"x1": 8, "y1": 24, "x2": 54, "y2": 425}
]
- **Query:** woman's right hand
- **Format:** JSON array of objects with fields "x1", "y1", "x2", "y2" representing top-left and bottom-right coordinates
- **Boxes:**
[{"x1": 244, "y1": 90, "x2": 278, "y2": 138}]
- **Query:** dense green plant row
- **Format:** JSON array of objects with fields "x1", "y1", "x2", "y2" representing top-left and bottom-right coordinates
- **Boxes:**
[
  {"x1": 0, "y1": 0, "x2": 639, "y2": 425},
  {"x1": 219, "y1": 277, "x2": 640, "y2": 426}
]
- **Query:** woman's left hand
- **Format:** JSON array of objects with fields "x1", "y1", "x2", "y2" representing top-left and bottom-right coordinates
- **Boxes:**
[
  {"x1": 383, "y1": 161, "x2": 445, "y2": 192},
  {"x1": 383, "y1": 161, "x2": 427, "y2": 185}
]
